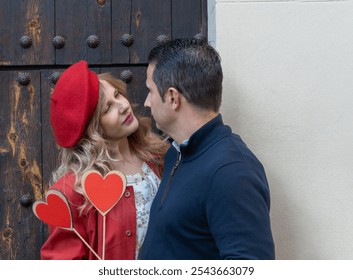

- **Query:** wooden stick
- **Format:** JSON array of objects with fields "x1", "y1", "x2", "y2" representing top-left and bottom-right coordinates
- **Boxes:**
[
  {"x1": 72, "y1": 228, "x2": 101, "y2": 260},
  {"x1": 102, "y1": 215, "x2": 106, "y2": 260}
]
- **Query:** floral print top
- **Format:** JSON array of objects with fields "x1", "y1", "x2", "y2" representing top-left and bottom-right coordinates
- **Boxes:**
[{"x1": 126, "y1": 162, "x2": 160, "y2": 259}]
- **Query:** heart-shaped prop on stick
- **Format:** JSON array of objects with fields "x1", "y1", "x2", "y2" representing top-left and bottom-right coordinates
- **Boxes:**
[
  {"x1": 32, "y1": 189, "x2": 73, "y2": 229},
  {"x1": 82, "y1": 170, "x2": 127, "y2": 216},
  {"x1": 32, "y1": 189, "x2": 101, "y2": 260},
  {"x1": 82, "y1": 170, "x2": 127, "y2": 259}
]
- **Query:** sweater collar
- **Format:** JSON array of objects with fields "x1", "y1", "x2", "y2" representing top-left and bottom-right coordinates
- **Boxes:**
[{"x1": 172, "y1": 113, "x2": 231, "y2": 160}]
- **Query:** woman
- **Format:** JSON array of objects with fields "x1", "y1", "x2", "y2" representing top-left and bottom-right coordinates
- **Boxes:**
[{"x1": 41, "y1": 60, "x2": 169, "y2": 259}]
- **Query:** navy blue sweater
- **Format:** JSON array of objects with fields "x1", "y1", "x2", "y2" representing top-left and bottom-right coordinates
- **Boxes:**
[{"x1": 139, "y1": 114, "x2": 275, "y2": 259}]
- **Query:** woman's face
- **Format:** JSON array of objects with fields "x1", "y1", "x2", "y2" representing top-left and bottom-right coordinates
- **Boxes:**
[{"x1": 99, "y1": 80, "x2": 139, "y2": 140}]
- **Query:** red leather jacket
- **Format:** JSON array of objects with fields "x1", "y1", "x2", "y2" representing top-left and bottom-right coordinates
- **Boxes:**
[{"x1": 41, "y1": 162, "x2": 160, "y2": 260}]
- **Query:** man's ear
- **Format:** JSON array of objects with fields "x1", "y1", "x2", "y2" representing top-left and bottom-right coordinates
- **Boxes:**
[{"x1": 166, "y1": 87, "x2": 181, "y2": 110}]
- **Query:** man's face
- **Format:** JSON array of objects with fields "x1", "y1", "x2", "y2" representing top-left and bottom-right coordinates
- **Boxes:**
[{"x1": 144, "y1": 64, "x2": 171, "y2": 133}]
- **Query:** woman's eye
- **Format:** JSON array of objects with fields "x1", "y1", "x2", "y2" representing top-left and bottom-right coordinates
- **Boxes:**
[{"x1": 115, "y1": 91, "x2": 119, "y2": 98}]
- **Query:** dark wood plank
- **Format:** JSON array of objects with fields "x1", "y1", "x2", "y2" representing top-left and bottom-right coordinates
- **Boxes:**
[
  {"x1": 0, "y1": 71, "x2": 43, "y2": 259},
  {"x1": 201, "y1": 0, "x2": 208, "y2": 37},
  {"x1": 0, "y1": 0, "x2": 54, "y2": 66},
  {"x1": 112, "y1": 0, "x2": 131, "y2": 63},
  {"x1": 172, "y1": 0, "x2": 202, "y2": 39},
  {"x1": 130, "y1": 0, "x2": 171, "y2": 63},
  {"x1": 39, "y1": 69, "x2": 62, "y2": 248},
  {"x1": 40, "y1": 70, "x2": 62, "y2": 195},
  {"x1": 55, "y1": 0, "x2": 112, "y2": 64}
]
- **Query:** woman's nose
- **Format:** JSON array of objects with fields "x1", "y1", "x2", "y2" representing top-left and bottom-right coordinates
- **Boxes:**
[{"x1": 118, "y1": 99, "x2": 130, "y2": 114}]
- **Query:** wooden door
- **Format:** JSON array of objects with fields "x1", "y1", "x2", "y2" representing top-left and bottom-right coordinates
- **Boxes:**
[
  {"x1": 0, "y1": 0, "x2": 207, "y2": 260},
  {"x1": 0, "y1": 71, "x2": 44, "y2": 259}
]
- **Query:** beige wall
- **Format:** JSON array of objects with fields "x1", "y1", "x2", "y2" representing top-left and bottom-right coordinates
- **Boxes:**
[{"x1": 210, "y1": 0, "x2": 353, "y2": 259}]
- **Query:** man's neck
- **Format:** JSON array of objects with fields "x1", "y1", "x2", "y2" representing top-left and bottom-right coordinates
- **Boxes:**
[{"x1": 171, "y1": 110, "x2": 218, "y2": 145}]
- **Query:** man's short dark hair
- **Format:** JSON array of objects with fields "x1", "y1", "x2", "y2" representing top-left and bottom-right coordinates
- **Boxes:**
[{"x1": 148, "y1": 38, "x2": 223, "y2": 112}]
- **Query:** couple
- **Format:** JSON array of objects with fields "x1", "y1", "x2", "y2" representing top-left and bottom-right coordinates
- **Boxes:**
[{"x1": 41, "y1": 38, "x2": 275, "y2": 260}]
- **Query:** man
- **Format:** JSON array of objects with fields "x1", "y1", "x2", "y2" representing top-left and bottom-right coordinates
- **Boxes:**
[{"x1": 140, "y1": 38, "x2": 275, "y2": 259}]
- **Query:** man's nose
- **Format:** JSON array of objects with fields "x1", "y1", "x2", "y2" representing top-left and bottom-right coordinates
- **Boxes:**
[{"x1": 144, "y1": 93, "x2": 151, "y2": 107}]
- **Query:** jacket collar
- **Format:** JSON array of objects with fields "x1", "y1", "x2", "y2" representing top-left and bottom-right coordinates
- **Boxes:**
[{"x1": 171, "y1": 113, "x2": 231, "y2": 161}]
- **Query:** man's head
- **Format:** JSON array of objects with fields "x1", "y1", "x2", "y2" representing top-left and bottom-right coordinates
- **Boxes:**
[{"x1": 147, "y1": 38, "x2": 223, "y2": 112}]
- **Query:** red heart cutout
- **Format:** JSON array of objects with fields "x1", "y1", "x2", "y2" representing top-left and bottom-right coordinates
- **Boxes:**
[
  {"x1": 82, "y1": 170, "x2": 126, "y2": 216},
  {"x1": 32, "y1": 189, "x2": 73, "y2": 229}
]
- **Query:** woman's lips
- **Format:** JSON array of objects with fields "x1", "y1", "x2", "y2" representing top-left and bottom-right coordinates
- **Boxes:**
[{"x1": 123, "y1": 113, "x2": 134, "y2": 125}]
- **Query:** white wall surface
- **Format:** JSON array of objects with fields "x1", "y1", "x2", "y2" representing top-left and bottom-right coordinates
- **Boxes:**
[{"x1": 211, "y1": 0, "x2": 353, "y2": 259}]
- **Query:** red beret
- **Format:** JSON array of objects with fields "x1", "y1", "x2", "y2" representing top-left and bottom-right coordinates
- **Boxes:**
[{"x1": 50, "y1": 60, "x2": 99, "y2": 148}]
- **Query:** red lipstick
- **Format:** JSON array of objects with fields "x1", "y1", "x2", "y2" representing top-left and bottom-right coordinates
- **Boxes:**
[{"x1": 123, "y1": 113, "x2": 134, "y2": 125}]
